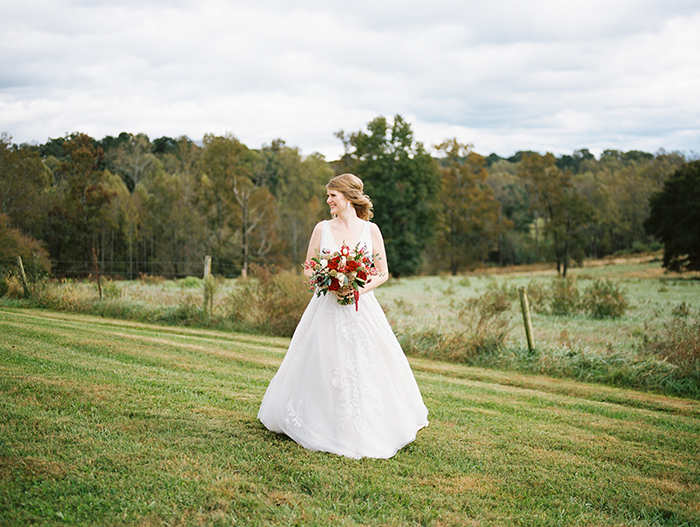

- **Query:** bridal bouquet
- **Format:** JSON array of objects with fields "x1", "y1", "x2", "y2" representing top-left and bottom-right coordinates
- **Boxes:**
[{"x1": 304, "y1": 243, "x2": 380, "y2": 310}]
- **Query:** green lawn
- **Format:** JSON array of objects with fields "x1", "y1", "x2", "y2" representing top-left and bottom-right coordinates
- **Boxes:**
[{"x1": 1, "y1": 308, "x2": 699, "y2": 526}]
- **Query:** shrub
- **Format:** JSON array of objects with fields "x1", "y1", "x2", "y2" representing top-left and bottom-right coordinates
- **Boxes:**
[
  {"x1": 442, "y1": 282, "x2": 456, "y2": 296},
  {"x1": 548, "y1": 277, "x2": 581, "y2": 316},
  {"x1": 178, "y1": 276, "x2": 202, "y2": 289},
  {"x1": 649, "y1": 313, "x2": 700, "y2": 378},
  {"x1": 525, "y1": 279, "x2": 548, "y2": 313},
  {"x1": 672, "y1": 302, "x2": 691, "y2": 317},
  {"x1": 30, "y1": 280, "x2": 95, "y2": 311},
  {"x1": 457, "y1": 291, "x2": 512, "y2": 356},
  {"x1": 583, "y1": 279, "x2": 628, "y2": 319},
  {"x1": 0, "y1": 276, "x2": 8, "y2": 297},
  {"x1": 0, "y1": 213, "x2": 52, "y2": 278},
  {"x1": 631, "y1": 241, "x2": 649, "y2": 253},
  {"x1": 224, "y1": 265, "x2": 311, "y2": 337},
  {"x1": 138, "y1": 274, "x2": 166, "y2": 285},
  {"x1": 466, "y1": 289, "x2": 512, "y2": 316},
  {"x1": 398, "y1": 290, "x2": 512, "y2": 363},
  {"x1": 4, "y1": 275, "x2": 26, "y2": 299},
  {"x1": 485, "y1": 280, "x2": 519, "y2": 301},
  {"x1": 203, "y1": 275, "x2": 221, "y2": 317},
  {"x1": 102, "y1": 279, "x2": 121, "y2": 300},
  {"x1": 526, "y1": 277, "x2": 626, "y2": 319}
]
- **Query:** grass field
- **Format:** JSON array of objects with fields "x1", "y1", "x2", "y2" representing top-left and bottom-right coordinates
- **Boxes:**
[
  {"x1": 2, "y1": 307, "x2": 699, "y2": 526},
  {"x1": 380, "y1": 258, "x2": 700, "y2": 353}
]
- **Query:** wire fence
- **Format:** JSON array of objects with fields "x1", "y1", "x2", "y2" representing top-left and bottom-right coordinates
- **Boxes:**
[{"x1": 0, "y1": 257, "x2": 242, "y2": 280}]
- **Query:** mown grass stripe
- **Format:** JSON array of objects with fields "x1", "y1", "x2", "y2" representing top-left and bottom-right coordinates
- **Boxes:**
[{"x1": 1, "y1": 308, "x2": 699, "y2": 526}]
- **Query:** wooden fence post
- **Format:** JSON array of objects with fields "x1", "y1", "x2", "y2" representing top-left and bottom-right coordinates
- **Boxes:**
[
  {"x1": 92, "y1": 248, "x2": 102, "y2": 300},
  {"x1": 203, "y1": 255, "x2": 211, "y2": 280},
  {"x1": 16, "y1": 256, "x2": 29, "y2": 295},
  {"x1": 203, "y1": 255, "x2": 212, "y2": 317},
  {"x1": 518, "y1": 286, "x2": 535, "y2": 353}
]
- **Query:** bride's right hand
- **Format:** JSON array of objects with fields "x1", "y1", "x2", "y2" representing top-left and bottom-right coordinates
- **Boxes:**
[{"x1": 333, "y1": 286, "x2": 355, "y2": 301}]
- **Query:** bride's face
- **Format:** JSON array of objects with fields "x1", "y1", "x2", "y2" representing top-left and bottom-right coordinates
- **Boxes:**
[{"x1": 326, "y1": 189, "x2": 349, "y2": 214}]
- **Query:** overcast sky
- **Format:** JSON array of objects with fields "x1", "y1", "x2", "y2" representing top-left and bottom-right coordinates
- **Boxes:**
[{"x1": 2, "y1": 0, "x2": 699, "y2": 160}]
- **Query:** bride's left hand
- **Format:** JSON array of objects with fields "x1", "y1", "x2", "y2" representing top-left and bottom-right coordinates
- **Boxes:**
[{"x1": 333, "y1": 286, "x2": 355, "y2": 301}]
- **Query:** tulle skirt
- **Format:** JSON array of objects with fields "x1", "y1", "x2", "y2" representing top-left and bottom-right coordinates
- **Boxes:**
[{"x1": 257, "y1": 291, "x2": 428, "y2": 459}]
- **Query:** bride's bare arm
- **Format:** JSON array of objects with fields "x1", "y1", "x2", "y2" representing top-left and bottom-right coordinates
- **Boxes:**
[
  {"x1": 359, "y1": 223, "x2": 389, "y2": 294},
  {"x1": 303, "y1": 222, "x2": 324, "y2": 278}
]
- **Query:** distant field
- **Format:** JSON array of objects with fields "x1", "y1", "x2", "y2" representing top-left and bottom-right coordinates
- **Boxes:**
[
  {"x1": 15, "y1": 255, "x2": 698, "y2": 356},
  {"x1": 378, "y1": 257, "x2": 700, "y2": 355},
  {"x1": 1, "y1": 307, "x2": 699, "y2": 526}
]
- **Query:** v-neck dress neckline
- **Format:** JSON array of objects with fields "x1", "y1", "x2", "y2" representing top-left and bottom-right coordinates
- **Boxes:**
[{"x1": 323, "y1": 220, "x2": 371, "y2": 253}]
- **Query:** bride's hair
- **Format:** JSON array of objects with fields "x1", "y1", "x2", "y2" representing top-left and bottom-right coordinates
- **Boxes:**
[{"x1": 326, "y1": 173, "x2": 374, "y2": 220}]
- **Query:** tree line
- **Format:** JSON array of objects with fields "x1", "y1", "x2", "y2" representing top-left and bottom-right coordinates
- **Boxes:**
[{"x1": 0, "y1": 115, "x2": 694, "y2": 280}]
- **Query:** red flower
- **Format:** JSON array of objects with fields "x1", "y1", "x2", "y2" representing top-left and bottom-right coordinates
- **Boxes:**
[
  {"x1": 347, "y1": 261, "x2": 360, "y2": 271},
  {"x1": 328, "y1": 278, "x2": 340, "y2": 291},
  {"x1": 357, "y1": 270, "x2": 367, "y2": 281}
]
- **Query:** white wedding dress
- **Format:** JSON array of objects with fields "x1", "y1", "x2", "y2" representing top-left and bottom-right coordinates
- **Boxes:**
[{"x1": 258, "y1": 220, "x2": 429, "y2": 459}]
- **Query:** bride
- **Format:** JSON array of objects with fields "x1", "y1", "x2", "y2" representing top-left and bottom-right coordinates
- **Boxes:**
[{"x1": 257, "y1": 173, "x2": 428, "y2": 459}]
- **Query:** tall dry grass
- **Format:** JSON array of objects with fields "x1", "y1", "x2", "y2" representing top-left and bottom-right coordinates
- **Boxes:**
[
  {"x1": 0, "y1": 269, "x2": 312, "y2": 338},
  {"x1": 396, "y1": 289, "x2": 513, "y2": 363},
  {"x1": 223, "y1": 265, "x2": 311, "y2": 336}
]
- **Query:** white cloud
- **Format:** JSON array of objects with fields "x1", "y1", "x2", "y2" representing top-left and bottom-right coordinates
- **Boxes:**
[{"x1": 1, "y1": 0, "x2": 699, "y2": 158}]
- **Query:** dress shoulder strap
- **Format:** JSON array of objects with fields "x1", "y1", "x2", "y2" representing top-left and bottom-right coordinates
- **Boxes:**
[
  {"x1": 320, "y1": 220, "x2": 335, "y2": 253},
  {"x1": 360, "y1": 221, "x2": 373, "y2": 254}
]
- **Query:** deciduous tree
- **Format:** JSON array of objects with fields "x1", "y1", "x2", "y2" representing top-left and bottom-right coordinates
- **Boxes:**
[
  {"x1": 520, "y1": 153, "x2": 593, "y2": 276},
  {"x1": 49, "y1": 134, "x2": 113, "y2": 276},
  {"x1": 336, "y1": 115, "x2": 440, "y2": 277},
  {"x1": 256, "y1": 140, "x2": 331, "y2": 266},
  {"x1": 0, "y1": 213, "x2": 50, "y2": 275},
  {"x1": 201, "y1": 134, "x2": 278, "y2": 277},
  {"x1": 0, "y1": 133, "x2": 51, "y2": 238},
  {"x1": 107, "y1": 133, "x2": 161, "y2": 191},
  {"x1": 433, "y1": 139, "x2": 508, "y2": 274},
  {"x1": 645, "y1": 160, "x2": 700, "y2": 271}
]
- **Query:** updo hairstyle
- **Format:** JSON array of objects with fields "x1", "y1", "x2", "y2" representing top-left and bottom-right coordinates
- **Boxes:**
[{"x1": 326, "y1": 173, "x2": 374, "y2": 220}]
